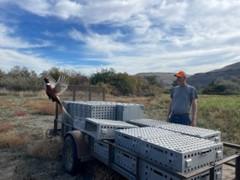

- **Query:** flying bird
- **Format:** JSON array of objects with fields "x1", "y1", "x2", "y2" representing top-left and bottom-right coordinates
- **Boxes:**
[{"x1": 44, "y1": 75, "x2": 71, "y2": 118}]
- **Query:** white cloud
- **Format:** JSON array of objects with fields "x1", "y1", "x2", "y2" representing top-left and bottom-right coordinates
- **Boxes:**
[
  {"x1": 0, "y1": 49, "x2": 55, "y2": 73},
  {"x1": 69, "y1": 29, "x2": 129, "y2": 55},
  {"x1": 0, "y1": 23, "x2": 51, "y2": 49},
  {"x1": 53, "y1": 0, "x2": 82, "y2": 19},
  {"x1": 0, "y1": 23, "x2": 55, "y2": 73},
  {"x1": 1, "y1": 0, "x2": 240, "y2": 74}
]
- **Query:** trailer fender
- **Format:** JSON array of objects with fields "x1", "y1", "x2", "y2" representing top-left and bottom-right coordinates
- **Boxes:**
[{"x1": 64, "y1": 130, "x2": 90, "y2": 159}]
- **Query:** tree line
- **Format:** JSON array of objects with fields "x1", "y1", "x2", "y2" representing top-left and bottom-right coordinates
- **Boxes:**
[
  {"x1": 0, "y1": 66, "x2": 239, "y2": 95},
  {"x1": 0, "y1": 66, "x2": 162, "y2": 96}
]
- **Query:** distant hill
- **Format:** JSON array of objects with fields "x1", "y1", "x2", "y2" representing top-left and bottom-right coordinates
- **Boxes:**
[
  {"x1": 136, "y1": 62, "x2": 240, "y2": 90},
  {"x1": 136, "y1": 72, "x2": 175, "y2": 88},
  {"x1": 188, "y1": 62, "x2": 240, "y2": 89}
]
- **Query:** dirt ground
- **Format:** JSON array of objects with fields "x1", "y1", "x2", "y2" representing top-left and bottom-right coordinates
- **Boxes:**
[{"x1": 0, "y1": 95, "x2": 237, "y2": 180}]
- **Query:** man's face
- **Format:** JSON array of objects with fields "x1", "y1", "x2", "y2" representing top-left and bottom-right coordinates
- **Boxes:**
[{"x1": 176, "y1": 77, "x2": 185, "y2": 85}]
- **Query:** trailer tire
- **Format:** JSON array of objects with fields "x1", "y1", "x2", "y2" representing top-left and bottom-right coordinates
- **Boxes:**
[{"x1": 63, "y1": 135, "x2": 80, "y2": 174}]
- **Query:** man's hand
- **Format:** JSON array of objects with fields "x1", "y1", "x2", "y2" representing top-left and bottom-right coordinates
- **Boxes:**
[
  {"x1": 191, "y1": 119, "x2": 196, "y2": 126},
  {"x1": 167, "y1": 100, "x2": 172, "y2": 122},
  {"x1": 191, "y1": 99, "x2": 198, "y2": 126}
]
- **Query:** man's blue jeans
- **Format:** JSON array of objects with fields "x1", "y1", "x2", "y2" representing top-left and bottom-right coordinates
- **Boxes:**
[{"x1": 169, "y1": 114, "x2": 191, "y2": 125}]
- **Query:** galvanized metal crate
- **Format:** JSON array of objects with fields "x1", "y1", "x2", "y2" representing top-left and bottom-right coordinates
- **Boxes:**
[
  {"x1": 62, "y1": 101, "x2": 145, "y2": 127},
  {"x1": 93, "y1": 141, "x2": 109, "y2": 165},
  {"x1": 159, "y1": 123, "x2": 221, "y2": 142},
  {"x1": 142, "y1": 134, "x2": 223, "y2": 173},
  {"x1": 62, "y1": 101, "x2": 117, "y2": 120},
  {"x1": 139, "y1": 160, "x2": 222, "y2": 180},
  {"x1": 114, "y1": 148, "x2": 137, "y2": 174},
  {"x1": 115, "y1": 127, "x2": 176, "y2": 154},
  {"x1": 84, "y1": 118, "x2": 137, "y2": 140},
  {"x1": 116, "y1": 103, "x2": 144, "y2": 121},
  {"x1": 127, "y1": 119, "x2": 169, "y2": 127}
]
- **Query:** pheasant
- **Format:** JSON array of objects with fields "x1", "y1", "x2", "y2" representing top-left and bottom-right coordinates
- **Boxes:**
[{"x1": 43, "y1": 75, "x2": 71, "y2": 118}]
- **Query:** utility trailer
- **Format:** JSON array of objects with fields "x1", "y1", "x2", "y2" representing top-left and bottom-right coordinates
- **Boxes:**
[{"x1": 53, "y1": 101, "x2": 240, "y2": 180}]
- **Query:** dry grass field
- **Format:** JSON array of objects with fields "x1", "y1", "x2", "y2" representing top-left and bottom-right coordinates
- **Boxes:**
[{"x1": 0, "y1": 91, "x2": 239, "y2": 179}]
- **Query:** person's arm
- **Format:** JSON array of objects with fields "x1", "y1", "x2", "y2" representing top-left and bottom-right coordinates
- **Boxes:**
[
  {"x1": 167, "y1": 99, "x2": 172, "y2": 122},
  {"x1": 191, "y1": 99, "x2": 197, "y2": 126}
]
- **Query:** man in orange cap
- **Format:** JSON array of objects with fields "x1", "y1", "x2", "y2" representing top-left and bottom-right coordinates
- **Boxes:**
[{"x1": 167, "y1": 70, "x2": 198, "y2": 126}]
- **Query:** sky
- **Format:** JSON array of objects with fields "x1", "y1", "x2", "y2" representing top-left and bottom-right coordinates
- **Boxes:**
[{"x1": 0, "y1": 0, "x2": 240, "y2": 75}]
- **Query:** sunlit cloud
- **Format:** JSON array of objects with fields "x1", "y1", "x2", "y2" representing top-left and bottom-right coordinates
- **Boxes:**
[{"x1": 0, "y1": 0, "x2": 240, "y2": 74}]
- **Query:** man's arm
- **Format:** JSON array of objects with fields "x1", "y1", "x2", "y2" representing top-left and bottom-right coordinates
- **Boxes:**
[
  {"x1": 167, "y1": 99, "x2": 172, "y2": 122},
  {"x1": 191, "y1": 99, "x2": 197, "y2": 126}
]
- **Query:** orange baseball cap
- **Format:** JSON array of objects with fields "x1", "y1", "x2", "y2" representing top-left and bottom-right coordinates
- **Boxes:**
[{"x1": 174, "y1": 70, "x2": 186, "y2": 78}]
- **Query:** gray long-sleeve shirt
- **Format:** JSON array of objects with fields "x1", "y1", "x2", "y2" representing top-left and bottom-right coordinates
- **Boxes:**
[{"x1": 170, "y1": 84, "x2": 198, "y2": 114}]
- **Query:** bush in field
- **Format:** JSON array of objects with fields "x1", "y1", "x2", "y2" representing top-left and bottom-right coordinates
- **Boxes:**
[
  {"x1": 1, "y1": 66, "x2": 42, "y2": 91},
  {"x1": 90, "y1": 69, "x2": 136, "y2": 95},
  {"x1": 90, "y1": 69, "x2": 163, "y2": 96},
  {"x1": 202, "y1": 79, "x2": 240, "y2": 95}
]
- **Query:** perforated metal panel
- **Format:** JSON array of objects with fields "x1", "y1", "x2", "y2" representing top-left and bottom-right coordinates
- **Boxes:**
[
  {"x1": 127, "y1": 119, "x2": 169, "y2": 127},
  {"x1": 115, "y1": 127, "x2": 223, "y2": 173},
  {"x1": 115, "y1": 127, "x2": 176, "y2": 153},
  {"x1": 114, "y1": 148, "x2": 137, "y2": 174},
  {"x1": 93, "y1": 141, "x2": 109, "y2": 165},
  {"x1": 84, "y1": 118, "x2": 137, "y2": 140},
  {"x1": 142, "y1": 134, "x2": 223, "y2": 173},
  {"x1": 139, "y1": 160, "x2": 222, "y2": 180},
  {"x1": 62, "y1": 101, "x2": 145, "y2": 127},
  {"x1": 159, "y1": 123, "x2": 221, "y2": 142},
  {"x1": 116, "y1": 103, "x2": 144, "y2": 121},
  {"x1": 62, "y1": 101, "x2": 117, "y2": 120}
]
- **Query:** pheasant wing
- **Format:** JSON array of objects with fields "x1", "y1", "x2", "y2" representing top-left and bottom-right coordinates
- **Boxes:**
[
  {"x1": 46, "y1": 74, "x2": 57, "y2": 88},
  {"x1": 54, "y1": 75, "x2": 68, "y2": 95}
]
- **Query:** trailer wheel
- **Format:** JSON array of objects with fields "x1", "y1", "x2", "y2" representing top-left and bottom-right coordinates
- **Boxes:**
[{"x1": 63, "y1": 135, "x2": 79, "y2": 174}]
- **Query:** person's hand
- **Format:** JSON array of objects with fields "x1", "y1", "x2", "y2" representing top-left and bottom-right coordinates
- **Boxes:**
[
  {"x1": 167, "y1": 114, "x2": 171, "y2": 122},
  {"x1": 191, "y1": 119, "x2": 196, "y2": 126}
]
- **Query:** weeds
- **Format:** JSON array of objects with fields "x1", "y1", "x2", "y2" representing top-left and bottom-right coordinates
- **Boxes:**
[
  {"x1": 0, "y1": 122, "x2": 14, "y2": 133},
  {"x1": 0, "y1": 130, "x2": 29, "y2": 149},
  {"x1": 24, "y1": 99, "x2": 55, "y2": 115},
  {"x1": 26, "y1": 137, "x2": 63, "y2": 160}
]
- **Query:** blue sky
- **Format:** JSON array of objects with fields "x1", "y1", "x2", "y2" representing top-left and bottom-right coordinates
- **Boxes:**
[{"x1": 0, "y1": 0, "x2": 240, "y2": 75}]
